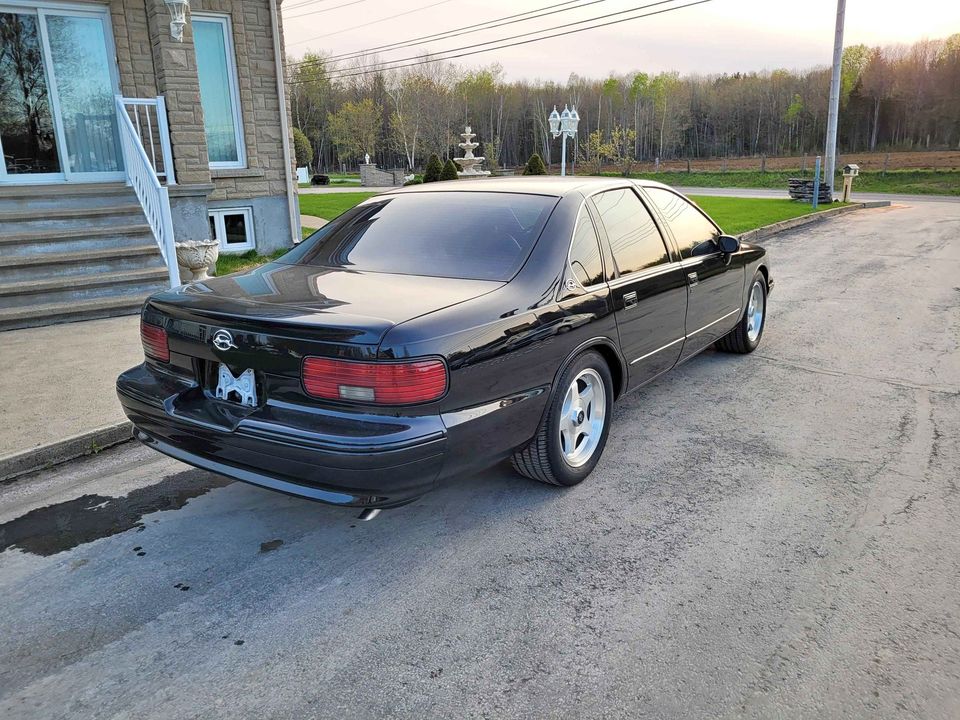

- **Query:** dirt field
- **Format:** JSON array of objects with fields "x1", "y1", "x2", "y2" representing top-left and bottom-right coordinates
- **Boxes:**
[{"x1": 601, "y1": 150, "x2": 960, "y2": 174}]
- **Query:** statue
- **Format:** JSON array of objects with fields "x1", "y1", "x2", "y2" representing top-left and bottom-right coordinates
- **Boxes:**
[
  {"x1": 454, "y1": 126, "x2": 490, "y2": 177},
  {"x1": 364, "y1": 153, "x2": 370, "y2": 165}
]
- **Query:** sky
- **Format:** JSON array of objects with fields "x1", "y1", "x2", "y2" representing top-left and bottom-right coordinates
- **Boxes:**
[{"x1": 281, "y1": 0, "x2": 960, "y2": 82}]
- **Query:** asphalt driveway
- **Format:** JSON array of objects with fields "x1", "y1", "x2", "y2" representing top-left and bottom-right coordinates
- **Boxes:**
[{"x1": 1, "y1": 200, "x2": 958, "y2": 719}]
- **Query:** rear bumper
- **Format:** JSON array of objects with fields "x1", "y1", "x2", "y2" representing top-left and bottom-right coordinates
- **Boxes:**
[
  {"x1": 117, "y1": 364, "x2": 447, "y2": 508},
  {"x1": 117, "y1": 363, "x2": 550, "y2": 508}
]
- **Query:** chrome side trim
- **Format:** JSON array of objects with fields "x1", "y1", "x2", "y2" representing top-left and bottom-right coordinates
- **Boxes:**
[
  {"x1": 607, "y1": 262, "x2": 681, "y2": 290},
  {"x1": 686, "y1": 308, "x2": 740, "y2": 338},
  {"x1": 627, "y1": 307, "x2": 741, "y2": 366},
  {"x1": 629, "y1": 336, "x2": 684, "y2": 365}
]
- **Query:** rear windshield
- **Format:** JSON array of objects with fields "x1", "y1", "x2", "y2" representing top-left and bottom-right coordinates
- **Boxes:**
[{"x1": 278, "y1": 191, "x2": 558, "y2": 281}]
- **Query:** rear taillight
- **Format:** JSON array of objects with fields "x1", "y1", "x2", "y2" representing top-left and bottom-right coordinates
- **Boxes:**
[
  {"x1": 302, "y1": 357, "x2": 447, "y2": 405},
  {"x1": 141, "y1": 320, "x2": 169, "y2": 362}
]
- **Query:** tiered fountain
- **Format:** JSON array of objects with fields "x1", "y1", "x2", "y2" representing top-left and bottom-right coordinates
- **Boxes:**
[{"x1": 454, "y1": 126, "x2": 490, "y2": 177}]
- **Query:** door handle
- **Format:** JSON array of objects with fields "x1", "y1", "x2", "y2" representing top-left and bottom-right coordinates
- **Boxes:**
[
  {"x1": 687, "y1": 271, "x2": 699, "y2": 287},
  {"x1": 623, "y1": 291, "x2": 638, "y2": 309}
]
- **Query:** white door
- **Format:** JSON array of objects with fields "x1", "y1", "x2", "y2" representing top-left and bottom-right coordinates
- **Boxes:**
[{"x1": 0, "y1": 3, "x2": 122, "y2": 184}]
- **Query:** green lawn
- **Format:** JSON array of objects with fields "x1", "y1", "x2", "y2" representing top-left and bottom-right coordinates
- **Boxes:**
[
  {"x1": 298, "y1": 173, "x2": 362, "y2": 189},
  {"x1": 621, "y1": 169, "x2": 960, "y2": 196},
  {"x1": 689, "y1": 196, "x2": 842, "y2": 235},
  {"x1": 298, "y1": 191, "x2": 379, "y2": 220},
  {"x1": 215, "y1": 248, "x2": 290, "y2": 276}
]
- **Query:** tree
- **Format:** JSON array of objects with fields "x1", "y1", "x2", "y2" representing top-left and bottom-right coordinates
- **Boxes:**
[
  {"x1": 440, "y1": 158, "x2": 460, "y2": 180},
  {"x1": 841, "y1": 44, "x2": 871, "y2": 107},
  {"x1": 522, "y1": 153, "x2": 547, "y2": 175},
  {"x1": 609, "y1": 125, "x2": 637, "y2": 175},
  {"x1": 327, "y1": 98, "x2": 380, "y2": 164},
  {"x1": 423, "y1": 154, "x2": 443, "y2": 182},
  {"x1": 581, "y1": 130, "x2": 612, "y2": 174},
  {"x1": 292, "y1": 127, "x2": 313, "y2": 167}
]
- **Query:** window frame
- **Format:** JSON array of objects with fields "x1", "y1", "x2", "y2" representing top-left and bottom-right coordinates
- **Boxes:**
[
  {"x1": 588, "y1": 186, "x2": 675, "y2": 280},
  {"x1": 565, "y1": 201, "x2": 607, "y2": 291},
  {"x1": 192, "y1": 12, "x2": 246, "y2": 170},
  {"x1": 637, "y1": 185, "x2": 722, "y2": 261},
  {"x1": 209, "y1": 206, "x2": 255, "y2": 253}
]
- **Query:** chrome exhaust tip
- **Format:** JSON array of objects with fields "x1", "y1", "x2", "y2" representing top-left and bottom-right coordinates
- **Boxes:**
[{"x1": 357, "y1": 508, "x2": 381, "y2": 521}]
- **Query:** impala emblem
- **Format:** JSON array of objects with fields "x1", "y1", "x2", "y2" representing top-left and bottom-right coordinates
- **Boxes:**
[{"x1": 212, "y1": 329, "x2": 237, "y2": 351}]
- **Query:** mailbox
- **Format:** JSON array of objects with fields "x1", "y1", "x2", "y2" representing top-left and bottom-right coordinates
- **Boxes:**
[{"x1": 841, "y1": 164, "x2": 859, "y2": 202}]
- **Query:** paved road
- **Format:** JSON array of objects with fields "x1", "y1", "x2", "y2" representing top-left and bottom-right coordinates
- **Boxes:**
[
  {"x1": 1, "y1": 201, "x2": 958, "y2": 719},
  {"x1": 679, "y1": 186, "x2": 959, "y2": 204}
]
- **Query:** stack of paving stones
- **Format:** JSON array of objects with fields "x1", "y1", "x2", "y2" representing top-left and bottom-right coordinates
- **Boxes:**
[{"x1": 788, "y1": 178, "x2": 833, "y2": 203}]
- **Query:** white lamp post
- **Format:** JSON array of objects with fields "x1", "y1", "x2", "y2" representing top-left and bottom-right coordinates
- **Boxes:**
[{"x1": 549, "y1": 104, "x2": 580, "y2": 176}]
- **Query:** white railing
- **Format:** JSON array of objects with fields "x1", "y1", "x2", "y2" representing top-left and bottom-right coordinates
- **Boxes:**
[
  {"x1": 118, "y1": 96, "x2": 176, "y2": 185},
  {"x1": 115, "y1": 95, "x2": 179, "y2": 288}
]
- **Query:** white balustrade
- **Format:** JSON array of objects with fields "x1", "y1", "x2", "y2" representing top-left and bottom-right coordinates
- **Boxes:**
[{"x1": 115, "y1": 95, "x2": 180, "y2": 289}]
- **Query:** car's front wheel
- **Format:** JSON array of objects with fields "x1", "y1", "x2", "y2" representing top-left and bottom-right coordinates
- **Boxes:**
[
  {"x1": 511, "y1": 350, "x2": 613, "y2": 486},
  {"x1": 716, "y1": 271, "x2": 767, "y2": 353}
]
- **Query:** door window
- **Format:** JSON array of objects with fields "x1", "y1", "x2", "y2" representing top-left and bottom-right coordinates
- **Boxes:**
[
  {"x1": 44, "y1": 12, "x2": 122, "y2": 174},
  {"x1": 193, "y1": 15, "x2": 245, "y2": 168},
  {"x1": 0, "y1": 7, "x2": 120, "y2": 181},
  {"x1": 0, "y1": 12, "x2": 60, "y2": 176},
  {"x1": 645, "y1": 188, "x2": 719, "y2": 259},
  {"x1": 593, "y1": 188, "x2": 670, "y2": 276},
  {"x1": 568, "y1": 209, "x2": 604, "y2": 287}
]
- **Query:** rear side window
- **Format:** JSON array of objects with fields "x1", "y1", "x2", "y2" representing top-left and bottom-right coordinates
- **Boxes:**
[
  {"x1": 592, "y1": 188, "x2": 670, "y2": 276},
  {"x1": 282, "y1": 192, "x2": 558, "y2": 281},
  {"x1": 645, "y1": 188, "x2": 719, "y2": 259},
  {"x1": 568, "y1": 209, "x2": 604, "y2": 287}
]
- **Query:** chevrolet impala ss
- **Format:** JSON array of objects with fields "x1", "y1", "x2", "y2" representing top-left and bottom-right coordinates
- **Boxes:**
[{"x1": 117, "y1": 178, "x2": 772, "y2": 509}]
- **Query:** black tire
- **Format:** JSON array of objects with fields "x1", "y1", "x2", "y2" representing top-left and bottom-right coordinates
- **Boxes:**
[
  {"x1": 716, "y1": 270, "x2": 767, "y2": 354},
  {"x1": 511, "y1": 349, "x2": 614, "y2": 486}
]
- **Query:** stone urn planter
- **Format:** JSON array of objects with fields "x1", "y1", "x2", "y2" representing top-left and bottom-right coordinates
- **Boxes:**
[{"x1": 175, "y1": 239, "x2": 220, "y2": 283}]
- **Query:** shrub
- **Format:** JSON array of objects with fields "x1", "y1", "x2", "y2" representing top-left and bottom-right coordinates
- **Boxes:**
[
  {"x1": 293, "y1": 127, "x2": 313, "y2": 168},
  {"x1": 440, "y1": 159, "x2": 460, "y2": 181},
  {"x1": 423, "y1": 154, "x2": 443, "y2": 183},
  {"x1": 523, "y1": 153, "x2": 547, "y2": 175},
  {"x1": 403, "y1": 177, "x2": 423, "y2": 186}
]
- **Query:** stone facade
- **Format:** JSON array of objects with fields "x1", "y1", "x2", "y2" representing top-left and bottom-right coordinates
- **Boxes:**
[{"x1": 87, "y1": 0, "x2": 298, "y2": 252}]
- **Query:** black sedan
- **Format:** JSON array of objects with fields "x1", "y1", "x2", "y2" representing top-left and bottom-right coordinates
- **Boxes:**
[{"x1": 118, "y1": 178, "x2": 772, "y2": 509}]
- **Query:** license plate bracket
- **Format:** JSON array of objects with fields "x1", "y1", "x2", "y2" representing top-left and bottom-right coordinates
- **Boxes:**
[{"x1": 215, "y1": 364, "x2": 257, "y2": 407}]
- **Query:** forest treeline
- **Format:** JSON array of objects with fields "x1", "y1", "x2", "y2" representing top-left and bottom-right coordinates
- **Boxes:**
[{"x1": 287, "y1": 35, "x2": 960, "y2": 172}]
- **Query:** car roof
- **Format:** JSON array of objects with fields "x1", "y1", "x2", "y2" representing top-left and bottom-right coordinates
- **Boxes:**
[{"x1": 381, "y1": 176, "x2": 676, "y2": 198}]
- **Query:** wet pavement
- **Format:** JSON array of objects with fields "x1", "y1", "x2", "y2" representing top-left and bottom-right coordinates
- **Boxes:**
[{"x1": 1, "y1": 200, "x2": 959, "y2": 719}]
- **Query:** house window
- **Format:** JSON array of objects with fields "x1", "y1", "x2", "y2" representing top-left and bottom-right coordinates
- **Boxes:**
[
  {"x1": 193, "y1": 15, "x2": 245, "y2": 169},
  {"x1": 209, "y1": 207, "x2": 255, "y2": 252}
]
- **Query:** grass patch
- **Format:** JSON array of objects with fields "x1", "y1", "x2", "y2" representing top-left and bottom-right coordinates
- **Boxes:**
[
  {"x1": 215, "y1": 248, "x2": 289, "y2": 276},
  {"x1": 620, "y1": 169, "x2": 960, "y2": 196},
  {"x1": 299, "y1": 191, "x2": 379, "y2": 220},
  {"x1": 688, "y1": 196, "x2": 846, "y2": 235}
]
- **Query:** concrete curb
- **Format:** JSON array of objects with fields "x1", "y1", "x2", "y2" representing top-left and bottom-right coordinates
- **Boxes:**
[
  {"x1": 1, "y1": 200, "x2": 891, "y2": 483},
  {"x1": 737, "y1": 200, "x2": 891, "y2": 242},
  {"x1": 0, "y1": 422, "x2": 132, "y2": 483}
]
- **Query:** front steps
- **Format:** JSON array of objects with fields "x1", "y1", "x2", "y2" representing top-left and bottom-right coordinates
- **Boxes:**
[{"x1": 0, "y1": 184, "x2": 171, "y2": 331}]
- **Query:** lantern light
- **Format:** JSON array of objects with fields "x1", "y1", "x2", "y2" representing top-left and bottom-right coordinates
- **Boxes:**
[
  {"x1": 163, "y1": 0, "x2": 190, "y2": 42},
  {"x1": 548, "y1": 106, "x2": 560, "y2": 136}
]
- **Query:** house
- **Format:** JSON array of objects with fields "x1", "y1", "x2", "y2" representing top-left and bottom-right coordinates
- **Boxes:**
[{"x1": 0, "y1": 0, "x2": 299, "y2": 330}]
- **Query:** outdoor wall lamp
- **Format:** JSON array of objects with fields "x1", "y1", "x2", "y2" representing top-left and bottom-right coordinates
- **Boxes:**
[
  {"x1": 548, "y1": 104, "x2": 579, "y2": 176},
  {"x1": 163, "y1": 0, "x2": 190, "y2": 42}
]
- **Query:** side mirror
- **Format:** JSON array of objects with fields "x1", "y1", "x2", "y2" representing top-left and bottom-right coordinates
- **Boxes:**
[{"x1": 718, "y1": 234, "x2": 740, "y2": 254}]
